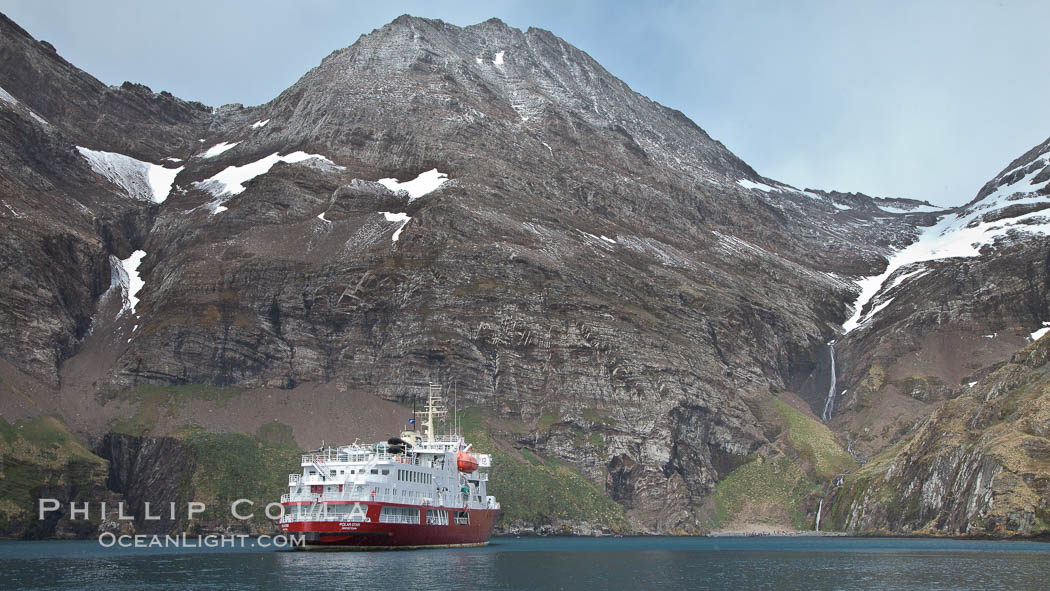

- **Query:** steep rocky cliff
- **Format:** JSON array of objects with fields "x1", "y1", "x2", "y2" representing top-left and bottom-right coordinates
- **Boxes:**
[
  {"x1": 828, "y1": 334, "x2": 1050, "y2": 536},
  {"x1": 821, "y1": 137, "x2": 1050, "y2": 537},
  {"x1": 2, "y1": 12, "x2": 1046, "y2": 537},
  {"x1": 828, "y1": 137, "x2": 1050, "y2": 459}
]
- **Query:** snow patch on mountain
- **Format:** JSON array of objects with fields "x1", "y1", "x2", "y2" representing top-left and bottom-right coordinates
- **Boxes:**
[
  {"x1": 382, "y1": 212, "x2": 411, "y2": 242},
  {"x1": 843, "y1": 152, "x2": 1050, "y2": 333},
  {"x1": 878, "y1": 204, "x2": 944, "y2": 214},
  {"x1": 196, "y1": 152, "x2": 336, "y2": 197},
  {"x1": 117, "y1": 250, "x2": 147, "y2": 316},
  {"x1": 378, "y1": 169, "x2": 448, "y2": 200},
  {"x1": 973, "y1": 152, "x2": 1049, "y2": 210},
  {"x1": 886, "y1": 267, "x2": 929, "y2": 292},
  {"x1": 1031, "y1": 322, "x2": 1050, "y2": 342},
  {"x1": 737, "y1": 179, "x2": 774, "y2": 192},
  {"x1": 577, "y1": 229, "x2": 615, "y2": 250},
  {"x1": 201, "y1": 141, "x2": 239, "y2": 158},
  {"x1": 251, "y1": 119, "x2": 270, "y2": 129},
  {"x1": 1, "y1": 84, "x2": 49, "y2": 125},
  {"x1": 494, "y1": 50, "x2": 505, "y2": 65},
  {"x1": 0, "y1": 85, "x2": 17, "y2": 106},
  {"x1": 1, "y1": 200, "x2": 24, "y2": 218},
  {"x1": 77, "y1": 147, "x2": 183, "y2": 203}
]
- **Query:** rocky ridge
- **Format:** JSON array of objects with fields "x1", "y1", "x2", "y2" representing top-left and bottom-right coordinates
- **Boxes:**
[{"x1": 828, "y1": 334, "x2": 1050, "y2": 536}]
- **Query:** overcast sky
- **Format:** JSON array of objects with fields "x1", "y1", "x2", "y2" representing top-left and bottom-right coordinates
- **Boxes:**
[{"x1": 4, "y1": 0, "x2": 1049, "y2": 206}]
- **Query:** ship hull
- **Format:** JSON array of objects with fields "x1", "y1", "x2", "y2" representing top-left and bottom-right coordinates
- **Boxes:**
[{"x1": 279, "y1": 502, "x2": 499, "y2": 550}]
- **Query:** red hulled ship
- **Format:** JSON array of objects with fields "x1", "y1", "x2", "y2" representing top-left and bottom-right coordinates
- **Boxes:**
[{"x1": 278, "y1": 384, "x2": 500, "y2": 550}]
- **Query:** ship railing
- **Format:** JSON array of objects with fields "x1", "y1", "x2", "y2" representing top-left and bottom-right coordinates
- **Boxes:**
[
  {"x1": 301, "y1": 450, "x2": 350, "y2": 464},
  {"x1": 280, "y1": 513, "x2": 372, "y2": 523},
  {"x1": 378, "y1": 513, "x2": 421, "y2": 524},
  {"x1": 301, "y1": 451, "x2": 404, "y2": 467},
  {"x1": 281, "y1": 491, "x2": 455, "y2": 507}
]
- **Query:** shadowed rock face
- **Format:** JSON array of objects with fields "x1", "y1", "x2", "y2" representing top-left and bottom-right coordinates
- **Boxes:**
[
  {"x1": 95, "y1": 433, "x2": 197, "y2": 535},
  {"x1": 5, "y1": 12, "x2": 1047, "y2": 534}
]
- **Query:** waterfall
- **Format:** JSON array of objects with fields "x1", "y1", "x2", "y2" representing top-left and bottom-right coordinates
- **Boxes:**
[
  {"x1": 815, "y1": 498, "x2": 824, "y2": 532},
  {"x1": 822, "y1": 341, "x2": 837, "y2": 422}
]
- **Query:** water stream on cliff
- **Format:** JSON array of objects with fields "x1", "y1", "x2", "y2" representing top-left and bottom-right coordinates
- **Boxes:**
[
  {"x1": 822, "y1": 341, "x2": 837, "y2": 422},
  {"x1": 815, "y1": 498, "x2": 823, "y2": 531}
]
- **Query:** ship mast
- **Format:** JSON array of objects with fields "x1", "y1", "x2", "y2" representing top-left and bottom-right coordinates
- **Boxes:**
[{"x1": 423, "y1": 383, "x2": 446, "y2": 443}]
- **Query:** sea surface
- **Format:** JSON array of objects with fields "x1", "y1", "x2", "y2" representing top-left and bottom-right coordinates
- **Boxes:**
[{"x1": 1, "y1": 536, "x2": 1048, "y2": 590}]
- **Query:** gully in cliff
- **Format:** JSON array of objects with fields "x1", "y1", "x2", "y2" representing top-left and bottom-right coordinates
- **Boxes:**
[{"x1": 278, "y1": 384, "x2": 500, "y2": 550}]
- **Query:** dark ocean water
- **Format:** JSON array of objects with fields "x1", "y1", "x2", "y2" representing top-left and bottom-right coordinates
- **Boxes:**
[{"x1": 1, "y1": 536, "x2": 1048, "y2": 590}]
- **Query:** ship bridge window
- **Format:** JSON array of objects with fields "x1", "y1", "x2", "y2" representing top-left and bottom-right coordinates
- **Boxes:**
[
  {"x1": 370, "y1": 469, "x2": 378, "y2": 474},
  {"x1": 382, "y1": 469, "x2": 389, "y2": 475}
]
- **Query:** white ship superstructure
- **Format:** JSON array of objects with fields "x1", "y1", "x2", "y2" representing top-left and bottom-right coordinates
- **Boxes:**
[{"x1": 278, "y1": 384, "x2": 500, "y2": 548}]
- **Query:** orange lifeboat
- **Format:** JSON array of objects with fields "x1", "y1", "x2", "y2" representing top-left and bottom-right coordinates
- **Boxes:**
[{"x1": 456, "y1": 451, "x2": 479, "y2": 472}]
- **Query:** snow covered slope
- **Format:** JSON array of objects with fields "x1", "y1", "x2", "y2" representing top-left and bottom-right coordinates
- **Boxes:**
[{"x1": 844, "y1": 139, "x2": 1050, "y2": 332}]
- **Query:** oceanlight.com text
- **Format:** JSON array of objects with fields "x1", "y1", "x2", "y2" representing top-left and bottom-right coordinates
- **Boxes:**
[{"x1": 97, "y1": 533, "x2": 304, "y2": 549}]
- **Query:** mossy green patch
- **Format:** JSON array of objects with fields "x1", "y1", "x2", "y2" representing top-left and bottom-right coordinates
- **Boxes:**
[
  {"x1": 894, "y1": 375, "x2": 945, "y2": 401},
  {"x1": 0, "y1": 416, "x2": 102, "y2": 465},
  {"x1": 772, "y1": 397, "x2": 853, "y2": 479},
  {"x1": 0, "y1": 416, "x2": 108, "y2": 532},
  {"x1": 706, "y1": 455, "x2": 818, "y2": 530},
  {"x1": 108, "y1": 384, "x2": 243, "y2": 436},
  {"x1": 256, "y1": 421, "x2": 296, "y2": 447},
  {"x1": 459, "y1": 408, "x2": 629, "y2": 531},
  {"x1": 536, "y1": 412, "x2": 558, "y2": 430},
  {"x1": 173, "y1": 428, "x2": 301, "y2": 531},
  {"x1": 0, "y1": 374, "x2": 33, "y2": 405},
  {"x1": 582, "y1": 408, "x2": 617, "y2": 426}
]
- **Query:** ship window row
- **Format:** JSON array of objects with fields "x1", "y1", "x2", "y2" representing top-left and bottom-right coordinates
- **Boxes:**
[
  {"x1": 379, "y1": 505, "x2": 420, "y2": 524},
  {"x1": 397, "y1": 469, "x2": 432, "y2": 484},
  {"x1": 306, "y1": 468, "x2": 387, "y2": 478},
  {"x1": 309, "y1": 468, "x2": 387, "y2": 477}
]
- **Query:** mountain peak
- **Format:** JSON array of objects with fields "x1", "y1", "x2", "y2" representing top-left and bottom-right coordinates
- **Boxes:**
[{"x1": 264, "y1": 13, "x2": 756, "y2": 186}]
